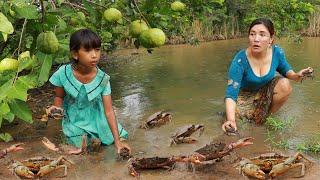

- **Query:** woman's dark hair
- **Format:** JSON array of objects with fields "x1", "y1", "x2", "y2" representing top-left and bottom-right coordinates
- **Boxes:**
[
  {"x1": 248, "y1": 18, "x2": 275, "y2": 37},
  {"x1": 69, "y1": 29, "x2": 101, "y2": 52}
]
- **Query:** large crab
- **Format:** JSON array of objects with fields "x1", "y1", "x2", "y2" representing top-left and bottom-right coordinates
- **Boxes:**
[
  {"x1": 170, "y1": 124, "x2": 204, "y2": 146},
  {"x1": 127, "y1": 137, "x2": 254, "y2": 177},
  {"x1": 140, "y1": 111, "x2": 172, "y2": 129},
  {"x1": 186, "y1": 137, "x2": 254, "y2": 164},
  {"x1": 238, "y1": 152, "x2": 312, "y2": 179},
  {"x1": 9, "y1": 156, "x2": 74, "y2": 179},
  {"x1": 128, "y1": 156, "x2": 179, "y2": 177}
]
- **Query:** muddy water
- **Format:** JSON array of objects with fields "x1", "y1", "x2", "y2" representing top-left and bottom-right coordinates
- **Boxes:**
[{"x1": 1, "y1": 38, "x2": 320, "y2": 179}]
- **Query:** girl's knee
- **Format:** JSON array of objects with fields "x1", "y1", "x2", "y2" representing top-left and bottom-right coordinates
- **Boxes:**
[{"x1": 276, "y1": 78, "x2": 292, "y2": 96}]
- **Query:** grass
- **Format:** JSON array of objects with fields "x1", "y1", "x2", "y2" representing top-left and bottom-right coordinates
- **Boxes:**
[{"x1": 265, "y1": 116, "x2": 294, "y2": 131}]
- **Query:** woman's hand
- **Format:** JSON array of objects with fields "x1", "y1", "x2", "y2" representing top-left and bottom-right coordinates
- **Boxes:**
[
  {"x1": 297, "y1": 67, "x2": 314, "y2": 82},
  {"x1": 222, "y1": 120, "x2": 237, "y2": 133}
]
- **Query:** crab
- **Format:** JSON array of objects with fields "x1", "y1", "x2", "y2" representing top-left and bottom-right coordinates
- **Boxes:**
[
  {"x1": 269, "y1": 152, "x2": 312, "y2": 178},
  {"x1": 9, "y1": 156, "x2": 74, "y2": 179},
  {"x1": 188, "y1": 137, "x2": 254, "y2": 164},
  {"x1": 301, "y1": 68, "x2": 314, "y2": 83},
  {"x1": 140, "y1": 111, "x2": 172, "y2": 129},
  {"x1": 170, "y1": 124, "x2": 204, "y2": 146},
  {"x1": 238, "y1": 152, "x2": 312, "y2": 179},
  {"x1": 41, "y1": 106, "x2": 64, "y2": 123},
  {"x1": 117, "y1": 147, "x2": 132, "y2": 161},
  {"x1": 128, "y1": 156, "x2": 178, "y2": 177},
  {"x1": 224, "y1": 124, "x2": 239, "y2": 136},
  {"x1": 42, "y1": 135, "x2": 87, "y2": 155},
  {"x1": 246, "y1": 152, "x2": 288, "y2": 172},
  {"x1": 127, "y1": 137, "x2": 254, "y2": 176}
]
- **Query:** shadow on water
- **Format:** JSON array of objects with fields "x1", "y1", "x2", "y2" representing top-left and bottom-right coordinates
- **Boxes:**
[{"x1": 1, "y1": 38, "x2": 320, "y2": 179}]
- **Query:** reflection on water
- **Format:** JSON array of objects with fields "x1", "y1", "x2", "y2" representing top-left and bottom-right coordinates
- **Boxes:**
[{"x1": 98, "y1": 38, "x2": 320, "y2": 178}]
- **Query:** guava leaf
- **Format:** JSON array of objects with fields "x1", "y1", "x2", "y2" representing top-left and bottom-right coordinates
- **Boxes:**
[
  {"x1": 0, "y1": 12, "x2": 14, "y2": 34},
  {"x1": 0, "y1": 133, "x2": 13, "y2": 142},
  {"x1": 8, "y1": 99, "x2": 32, "y2": 123},
  {"x1": 0, "y1": 79, "x2": 13, "y2": 101},
  {"x1": 2, "y1": 32, "x2": 8, "y2": 42},
  {"x1": 14, "y1": 4, "x2": 39, "y2": 19},
  {"x1": 0, "y1": 102, "x2": 10, "y2": 115},
  {"x1": 7, "y1": 80, "x2": 28, "y2": 101},
  {"x1": 17, "y1": 74, "x2": 38, "y2": 89},
  {"x1": 18, "y1": 57, "x2": 33, "y2": 72},
  {"x1": 37, "y1": 53, "x2": 52, "y2": 84},
  {"x1": 3, "y1": 112, "x2": 15, "y2": 123}
]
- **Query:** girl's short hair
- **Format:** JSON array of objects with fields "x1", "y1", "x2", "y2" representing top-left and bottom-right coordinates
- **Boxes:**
[
  {"x1": 248, "y1": 18, "x2": 275, "y2": 37},
  {"x1": 69, "y1": 29, "x2": 101, "y2": 51}
]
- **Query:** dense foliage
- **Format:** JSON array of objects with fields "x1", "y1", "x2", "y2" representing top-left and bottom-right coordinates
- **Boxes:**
[{"x1": 0, "y1": 0, "x2": 319, "y2": 142}]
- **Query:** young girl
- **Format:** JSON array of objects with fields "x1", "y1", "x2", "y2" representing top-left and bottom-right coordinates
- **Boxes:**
[{"x1": 48, "y1": 29, "x2": 131, "y2": 154}]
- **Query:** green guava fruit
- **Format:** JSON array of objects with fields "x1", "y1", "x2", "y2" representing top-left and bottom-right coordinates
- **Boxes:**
[
  {"x1": 104, "y1": 8, "x2": 122, "y2": 22},
  {"x1": 0, "y1": 58, "x2": 19, "y2": 72},
  {"x1": 129, "y1": 20, "x2": 149, "y2": 38},
  {"x1": 171, "y1": 1, "x2": 186, "y2": 11},
  {"x1": 77, "y1": 12, "x2": 85, "y2": 21},
  {"x1": 139, "y1": 28, "x2": 166, "y2": 48},
  {"x1": 36, "y1": 31, "x2": 59, "y2": 54}
]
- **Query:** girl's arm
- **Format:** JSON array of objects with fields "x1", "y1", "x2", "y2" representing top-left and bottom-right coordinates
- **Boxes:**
[
  {"x1": 53, "y1": 86, "x2": 65, "y2": 107},
  {"x1": 102, "y1": 95, "x2": 131, "y2": 153}
]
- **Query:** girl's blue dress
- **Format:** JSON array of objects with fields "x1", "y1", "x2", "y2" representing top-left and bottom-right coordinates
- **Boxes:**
[{"x1": 49, "y1": 64, "x2": 128, "y2": 147}]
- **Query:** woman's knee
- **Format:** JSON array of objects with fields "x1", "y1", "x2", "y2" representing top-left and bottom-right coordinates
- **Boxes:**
[{"x1": 276, "y1": 78, "x2": 292, "y2": 96}]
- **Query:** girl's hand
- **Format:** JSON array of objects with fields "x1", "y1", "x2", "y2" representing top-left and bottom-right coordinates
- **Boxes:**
[
  {"x1": 222, "y1": 120, "x2": 237, "y2": 132},
  {"x1": 298, "y1": 67, "x2": 314, "y2": 82},
  {"x1": 46, "y1": 105, "x2": 64, "y2": 120},
  {"x1": 115, "y1": 141, "x2": 131, "y2": 155}
]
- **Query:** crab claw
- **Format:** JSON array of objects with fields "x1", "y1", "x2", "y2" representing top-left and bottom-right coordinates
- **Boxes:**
[
  {"x1": 8, "y1": 143, "x2": 24, "y2": 152},
  {"x1": 232, "y1": 137, "x2": 254, "y2": 149},
  {"x1": 242, "y1": 164, "x2": 266, "y2": 179},
  {"x1": 128, "y1": 163, "x2": 139, "y2": 177},
  {"x1": 189, "y1": 153, "x2": 206, "y2": 163},
  {"x1": 42, "y1": 137, "x2": 59, "y2": 152},
  {"x1": 11, "y1": 162, "x2": 35, "y2": 179},
  {"x1": 239, "y1": 158, "x2": 265, "y2": 180}
]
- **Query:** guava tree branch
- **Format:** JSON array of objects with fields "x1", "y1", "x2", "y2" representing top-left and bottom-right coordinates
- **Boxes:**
[
  {"x1": 132, "y1": 0, "x2": 150, "y2": 27},
  {"x1": 61, "y1": 1, "x2": 86, "y2": 11}
]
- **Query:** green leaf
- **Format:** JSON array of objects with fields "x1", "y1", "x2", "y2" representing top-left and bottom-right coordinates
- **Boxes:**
[
  {"x1": 37, "y1": 53, "x2": 52, "y2": 84},
  {"x1": 8, "y1": 99, "x2": 32, "y2": 123},
  {"x1": 1, "y1": 32, "x2": 8, "y2": 42},
  {"x1": 3, "y1": 112, "x2": 15, "y2": 123},
  {"x1": 0, "y1": 12, "x2": 14, "y2": 34},
  {"x1": 18, "y1": 57, "x2": 34, "y2": 72},
  {"x1": 0, "y1": 115, "x2": 2, "y2": 128},
  {"x1": 14, "y1": 4, "x2": 39, "y2": 19},
  {"x1": 7, "y1": 80, "x2": 28, "y2": 101},
  {"x1": 0, "y1": 102, "x2": 10, "y2": 115},
  {"x1": 0, "y1": 79, "x2": 13, "y2": 101},
  {"x1": 0, "y1": 133, "x2": 13, "y2": 142},
  {"x1": 17, "y1": 74, "x2": 38, "y2": 89}
]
